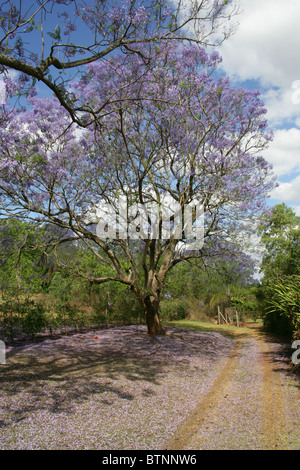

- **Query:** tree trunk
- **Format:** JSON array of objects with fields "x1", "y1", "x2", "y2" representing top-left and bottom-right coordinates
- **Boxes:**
[{"x1": 144, "y1": 294, "x2": 165, "y2": 336}]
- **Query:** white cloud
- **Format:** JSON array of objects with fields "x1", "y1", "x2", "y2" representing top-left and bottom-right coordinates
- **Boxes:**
[
  {"x1": 263, "y1": 87, "x2": 300, "y2": 128},
  {"x1": 219, "y1": 0, "x2": 300, "y2": 88},
  {"x1": 217, "y1": 0, "x2": 300, "y2": 128},
  {"x1": 215, "y1": 0, "x2": 300, "y2": 217},
  {"x1": 263, "y1": 128, "x2": 300, "y2": 177},
  {"x1": 291, "y1": 205, "x2": 300, "y2": 217},
  {"x1": 271, "y1": 174, "x2": 300, "y2": 203}
]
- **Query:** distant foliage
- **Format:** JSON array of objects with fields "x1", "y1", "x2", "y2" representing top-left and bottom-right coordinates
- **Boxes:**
[
  {"x1": 159, "y1": 299, "x2": 189, "y2": 321},
  {"x1": 21, "y1": 301, "x2": 47, "y2": 339},
  {"x1": 0, "y1": 294, "x2": 47, "y2": 342},
  {"x1": 258, "y1": 204, "x2": 300, "y2": 337}
]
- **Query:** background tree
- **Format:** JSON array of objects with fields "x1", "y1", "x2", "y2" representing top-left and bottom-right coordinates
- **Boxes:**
[
  {"x1": 0, "y1": 43, "x2": 275, "y2": 335},
  {"x1": 257, "y1": 204, "x2": 300, "y2": 337},
  {"x1": 158, "y1": 250, "x2": 257, "y2": 323},
  {"x1": 0, "y1": 219, "x2": 51, "y2": 341},
  {"x1": 0, "y1": 0, "x2": 238, "y2": 126},
  {"x1": 259, "y1": 203, "x2": 300, "y2": 279},
  {"x1": 0, "y1": 218, "x2": 48, "y2": 294}
]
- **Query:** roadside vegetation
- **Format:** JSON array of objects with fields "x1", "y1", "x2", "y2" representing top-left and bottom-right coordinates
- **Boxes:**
[{"x1": 1, "y1": 204, "x2": 299, "y2": 351}]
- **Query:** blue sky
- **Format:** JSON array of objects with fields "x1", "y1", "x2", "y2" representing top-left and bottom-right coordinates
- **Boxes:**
[{"x1": 216, "y1": 0, "x2": 300, "y2": 216}]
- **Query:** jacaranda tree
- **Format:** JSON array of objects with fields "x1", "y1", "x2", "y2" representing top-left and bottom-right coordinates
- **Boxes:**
[
  {"x1": 0, "y1": 0, "x2": 238, "y2": 126},
  {"x1": 0, "y1": 43, "x2": 276, "y2": 335}
]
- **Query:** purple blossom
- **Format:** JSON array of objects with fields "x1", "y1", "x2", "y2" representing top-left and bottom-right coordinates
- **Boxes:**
[
  {"x1": 0, "y1": 42, "x2": 277, "y2": 314},
  {"x1": 1, "y1": 325, "x2": 297, "y2": 450}
]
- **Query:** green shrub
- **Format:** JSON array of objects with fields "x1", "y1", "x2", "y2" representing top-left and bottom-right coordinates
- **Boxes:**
[
  {"x1": 0, "y1": 295, "x2": 47, "y2": 341},
  {"x1": 114, "y1": 294, "x2": 144, "y2": 324},
  {"x1": 0, "y1": 298, "x2": 22, "y2": 342},
  {"x1": 177, "y1": 302, "x2": 188, "y2": 319},
  {"x1": 160, "y1": 299, "x2": 189, "y2": 321},
  {"x1": 262, "y1": 275, "x2": 300, "y2": 337},
  {"x1": 263, "y1": 310, "x2": 294, "y2": 337},
  {"x1": 54, "y1": 301, "x2": 91, "y2": 331},
  {"x1": 21, "y1": 301, "x2": 47, "y2": 339}
]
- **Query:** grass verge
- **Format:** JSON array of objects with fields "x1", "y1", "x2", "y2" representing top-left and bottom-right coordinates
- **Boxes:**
[{"x1": 164, "y1": 319, "x2": 258, "y2": 339}]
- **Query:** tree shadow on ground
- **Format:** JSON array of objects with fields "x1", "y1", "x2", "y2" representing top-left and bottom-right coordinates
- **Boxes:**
[
  {"x1": 0, "y1": 326, "x2": 233, "y2": 425},
  {"x1": 250, "y1": 325, "x2": 300, "y2": 383},
  {"x1": 1, "y1": 349, "x2": 163, "y2": 421}
]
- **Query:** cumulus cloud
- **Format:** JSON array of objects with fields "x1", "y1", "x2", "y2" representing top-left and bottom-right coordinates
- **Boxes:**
[
  {"x1": 263, "y1": 87, "x2": 300, "y2": 127},
  {"x1": 263, "y1": 128, "x2": 300, "y2": 177},
  {"x1": 216, "y1": 0, "x2": 300, "y2": 215},
  {"x1": 291, "y1": 205, "x2": 300, "y2": 217},
  {"x1": 271, "y1": 175, "x2": 300, "y2": 203},
  {"x1": 218, "y1": 0, "x2": 300, "y2": 88},
  {"x1": 264, "y1": 128, "x2": 300, "y2": 211},
  {"x1": 218, "y1": 0, "x2": 300, "y2": 125}
]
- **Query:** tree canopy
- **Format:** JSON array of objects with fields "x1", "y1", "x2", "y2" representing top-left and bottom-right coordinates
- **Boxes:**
[
  {"x1": 0, "y1": 41, "x2": 276, "y2": 334},
  {"x1": 0, "y1": 0, "x2": 238, "y2": 126},
  {"x1": 259, "y1": 203, "x2": 300, "y2": 279}
]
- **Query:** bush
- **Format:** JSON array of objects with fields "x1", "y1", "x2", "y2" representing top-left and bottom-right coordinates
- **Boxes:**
[
  {"x1": 53, "y1": 301, "x2": 93, "y2": 332},
  {"x1": 0, "y1": 298, "x2": 22, "y2": 342},
  {"x1": 263, "y1": 310, "x2": 295, "y2": 337},
  {"x1": 114, "y1": 294, "x2": 144, "y2": 324},
  {"x1": 21, "y1": 301, "x2": 47, "y2": 339},
  {"x1": 160, "y1": 299, "x2": 189, "y2": 321},
  {"x1": 89, "y1": 285, "x2": 145, "y2": 326},
  {"x1": 0, "y1": 295, "x2": 47, "y2": 341},
  {"x1": 261, "y1": 275, "x2": 300, "y2": 337}
]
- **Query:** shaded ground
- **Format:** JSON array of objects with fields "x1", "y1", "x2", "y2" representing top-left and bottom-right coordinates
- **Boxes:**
[{"x1": 0, "y1": 324, "x2": 299, "y2": 450}]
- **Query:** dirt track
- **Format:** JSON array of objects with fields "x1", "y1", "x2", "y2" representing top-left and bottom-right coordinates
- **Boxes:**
[
  {"x1": 1, "y1": 324, "x2": 299, "y2": 450},
  {"x1": 166, "y1": 326, "x2": 300, "y2": 450}
]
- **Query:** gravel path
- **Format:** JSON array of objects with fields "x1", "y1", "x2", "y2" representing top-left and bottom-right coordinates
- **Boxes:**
[
  {"x1": 166, "y1": 328, "x2": 300, "y2": 450},
  {"x1": 0, "y1": 325, "x2": 299, "y2": 450}
]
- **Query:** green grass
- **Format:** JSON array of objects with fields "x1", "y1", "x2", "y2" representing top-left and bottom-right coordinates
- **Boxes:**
[{"x1": 164, "y1": 319, "x2": 256, "y2": 339}]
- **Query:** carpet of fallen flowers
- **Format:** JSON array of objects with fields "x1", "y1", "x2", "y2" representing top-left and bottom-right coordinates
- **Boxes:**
[{"x1": 0, "y1": 325, "x2": 299, "y2": 450}]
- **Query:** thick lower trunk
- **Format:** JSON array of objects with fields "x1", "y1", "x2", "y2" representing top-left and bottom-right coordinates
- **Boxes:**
[{"x1": 144, "y1": 294, "x2": 165, "y2": 336}]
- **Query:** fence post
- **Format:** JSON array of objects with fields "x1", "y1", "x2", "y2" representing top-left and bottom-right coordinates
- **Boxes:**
[{"x1": 218, "y1": 305, "x2": 229, "y2": 325}]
